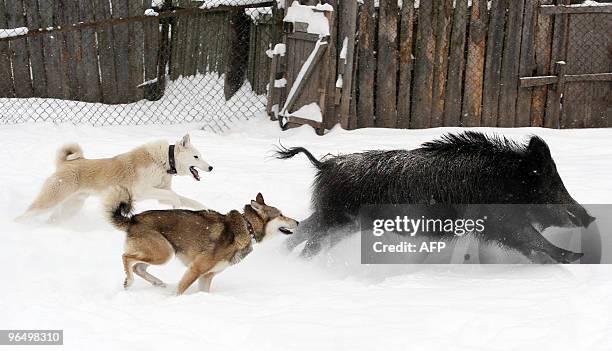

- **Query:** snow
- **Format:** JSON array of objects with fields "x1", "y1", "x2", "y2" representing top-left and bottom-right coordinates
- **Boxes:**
[
  {"x1": 144, "y1": 8, "x2": 159, "y2": 16},
  {"x1": 283, "y1": 1, "x2": 333, "y2": 37},
  {"x1": 274, "y1": 78, "x2": 287, "y2": 88},
  {"x1": 1, "y1": 118, "x2": 612, "y2": 350},
  {"x1": 266, "y1": 43, "x2": 286, "y2": 58},
  {"x1": 287, "y1": 102, "x2": 322, "y2": 122},
  {"x1": 0, "y1": 27, "x2": 28, "y2": 39},
  {"x1": 0, "y1": 74, "x2": 265, "y2": 131},
  {"x1": 200, "y1": 0, "x2": 272, "y2": 9}
]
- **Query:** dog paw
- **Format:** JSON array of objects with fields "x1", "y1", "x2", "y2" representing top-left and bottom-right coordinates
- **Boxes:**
[
  {"x1": 123, "y1": 278, "x2": 133, "y2": 289},
  {"x1": 152, "y1": 280, "x2": 166, "y2": 288}
]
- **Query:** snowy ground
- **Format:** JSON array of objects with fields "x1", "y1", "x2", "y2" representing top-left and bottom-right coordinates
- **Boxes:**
[{"x1": 1, "y1": 117, "x2": 611, "y2": 350}]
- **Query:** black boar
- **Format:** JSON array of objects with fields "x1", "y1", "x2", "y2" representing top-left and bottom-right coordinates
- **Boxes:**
[{"x1": 277, "y1": 131, "x2": 595, "y2": 261}]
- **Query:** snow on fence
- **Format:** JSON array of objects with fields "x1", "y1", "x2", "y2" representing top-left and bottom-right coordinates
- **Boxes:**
[
  {"x1": 0, "y1": 0, "x2": 274, "y2": 130},
  {"x1": 269, "y1": 0, "x2": 611, "y2": 131}
]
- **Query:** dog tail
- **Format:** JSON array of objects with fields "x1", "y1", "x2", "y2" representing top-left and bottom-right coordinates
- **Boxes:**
[
  {"x1": 105, "y1": 186, "x2": 134, "y2": 231},
  {"x1": 275, "y1": 146, "x2": 323, "y2": 169},
  {"x1": 56, "y1": 143, "x2": 84, "y2": 168}
]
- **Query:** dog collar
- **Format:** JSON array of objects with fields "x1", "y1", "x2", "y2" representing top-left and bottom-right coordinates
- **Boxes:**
[
  {"x1": 243, "y1": 215, "x2": 257, "y2": 243},
  {"x1": 167, "y1": 145, "x2": 177, "y2": 175}
]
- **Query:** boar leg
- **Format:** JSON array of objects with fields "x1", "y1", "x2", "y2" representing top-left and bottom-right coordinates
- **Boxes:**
[{"x1": 511, "y1": 224, "x2": 583, "y2": 264}]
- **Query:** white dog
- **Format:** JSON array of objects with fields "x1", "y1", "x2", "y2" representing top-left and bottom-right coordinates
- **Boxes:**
[{"x1": 17, "y1": 134, "x2": 212, "y2": 222}]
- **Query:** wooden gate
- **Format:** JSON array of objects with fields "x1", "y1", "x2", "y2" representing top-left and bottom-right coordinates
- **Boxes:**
[
  {"x1": 520, "y1": 2, "x2": 612, "y2": 128},
  {"x1": 266, "y1": 1, "x2": 335, "y2": 134}
]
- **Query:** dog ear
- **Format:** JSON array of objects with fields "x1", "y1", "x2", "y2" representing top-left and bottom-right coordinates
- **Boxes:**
[
  {"x1": 256, "y1": 193, "x2": 265, "y2": 205},
  {"x1": 250, "y1": 200, "x2": 265, "y2": 215},
  {"x1": 178, "y1": 134, "x2": 191, "y2": 148}
]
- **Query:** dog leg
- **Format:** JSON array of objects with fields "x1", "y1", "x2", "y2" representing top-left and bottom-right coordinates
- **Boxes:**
[
  {"x1": 17, "y1": 174, "x2": 78, "y2": 222},
  {"x1": 48, "y1": 193, "x2": 88, "y2": 223},
  {"x1": 122, "y1": 254, "x2": 138, "y2": 289},
  {"x1": 198, "y1": 273, "x2": 216, "y2": 293},
  {"x1": 133, "y1": 263, "x2": 166, "y2": 288},
  {"x1": 177, "y1": 256, "x2": 215, "y2": 295},
  {"x1": 177, "y1": 195, "x2": 207, "y2": 210}
]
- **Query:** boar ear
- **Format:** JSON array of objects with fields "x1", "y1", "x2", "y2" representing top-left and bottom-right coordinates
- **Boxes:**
[
  {"x1": 178, "y1": 134, "x2": 191, "y2": 148},
  {"x1": 256, "y1": 193, "x2": 265, "y2": 205},
  {"x1": 527, "y1": 135, "x2": 552, "y2": 161},
  {"x1": 250, "y1": 200, "x2": 264, "y2": 215}
]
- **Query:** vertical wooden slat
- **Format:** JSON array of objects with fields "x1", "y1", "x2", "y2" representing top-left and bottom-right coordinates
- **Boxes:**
[
  {"x1": 0, "y1": 0, "x2": 15, "y2": 98},
  {"x1": 481, "y1": 0, "x2": 507, "y2": 127},
  {"x1": 111, "y1": 0, "x2": 131, "y2": 102},
  {"x1": 183, "y1": 6, "x2": 197, "y2": 78},
  {"x1": 397, "y1": 0, "x2": 414, "y2": 129},
  {"x1": 143, "y1": 0, "x2": 159, "y2": 83},
  {"x1": 196, "y1": 13, "x2": 210, "y2": 75},
  {"x1": 77, "y1": 0, "x2": 102, "y2": 102},
  {"x1": 24, "y1": 0, "x2": 47, "y2": 97},
  {"x1": 431, "y1": 0, "x2": 452, "y2": 127},
  {"x1": 443, "y1": 0, "x2": 467, "y2": 126},
  {"x1": 462, "y1": 0, "x2": 488, "y2": 126},
  {"x1": 411, "y1": 0, "x2": 435, "y2": 128},
  {"x1": 530, "y1": 0, "x2": 554, "y2": 127},
  {"x1": 544, "y1": 0, "x2": 570, "y2": 128},
  {"x1": 7, "y1": 0, "x2": 33, "y2": 97},
  {"x1": 498, "y1": 0, "x2": 526, "y2": 127},
  {"x1": 94, "y1": 0, "x2": 118, "y2": 103},
  {"x1": 323, "y1": 0, "x2": 338, "y2": 129},
  {"x1": 375, "y1": 0, "x2": 398, "y2": 128},
  {"x1": 339, "y1": 0, "x2": 358, "y2": 129},
  {"x1": 357, "y1": 0, "x2": 375, "y2": 128},
  {"x1": 516, "y1": 0, "x2": 537, "y2": 127},
  {"x1": 61, "y1": 0, "x2": 82, "y2": 100},
  {"x1": 128, "y1": 0, "x2": 145, "y2": 100}
]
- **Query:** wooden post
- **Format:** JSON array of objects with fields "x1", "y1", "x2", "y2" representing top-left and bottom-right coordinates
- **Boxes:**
[
  {"x1": 375, "y1": 0, "x2": 399, "y2": 128},
  {"x1": 338, "y1": 0, "x2": 358, "y2": 129},
  {"x1": 77, "y1": 0, "x2": 102, "y2": 102},
  {"x1": 431, "y1": 0, "x2": 452, "y2": 127},
  {"x1": 323, "y1": 0, "x2": 339, "y2": 129},
  {"x1": 411, "y1": 0, "x2": 435, "y2": 128},
  {"x1": 545, "y1": 0, "x2": 570, "y2": 128},
  {"x1": 6, "y1": 0, "x2": 33, "y2": 97},
  {"x1": 0, "y1": 0, "x2": 15, "y2": 98},
  {"x1": 481, "y1": 0, "x2": 507, "y2": 127},
  {"x1": 94, "y1": 0, "x2": 118, "y2": 103},
  {"x1": 397, "y1": 0, "x2": 415, "y2": 129},
  {"x1": 24, "y1": 0, "x2": 47, "y2": 98},
  {"x1": 151, "y1": 0, "x2": 173, "y2": 101},
  {"x1": 357, "y1": 0, "x2": 376, "y2": 128},
  {"x1": 225, "y1": 9, "x2": 251, "y2": 100},
  {"x1": 516, "y1": 0, "x2": 538, "y2": 126},
  {"x1": 444, "y1": 0, "x2": 468, "y2": 126},
  {"x1": 530, "y1": 0, "x2": 554, "y2": 127},
  {"x1": 461, "y1": 0, "x2": 488, "y2": 126}
]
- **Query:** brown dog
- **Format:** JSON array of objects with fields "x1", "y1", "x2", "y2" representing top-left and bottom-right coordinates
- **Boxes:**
[{"x1": 107, "y1": 189, "x2": 298, "y2": 295}]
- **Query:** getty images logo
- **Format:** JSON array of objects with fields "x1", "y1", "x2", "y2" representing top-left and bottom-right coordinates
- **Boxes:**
[{"x1": 372, "y1": 215, "x2": 487, "y2": 237}]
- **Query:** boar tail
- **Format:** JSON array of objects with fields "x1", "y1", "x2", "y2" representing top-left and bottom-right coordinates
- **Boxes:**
[{"x1": 275, "y1": 146, "x2": 323, "y2": 169}]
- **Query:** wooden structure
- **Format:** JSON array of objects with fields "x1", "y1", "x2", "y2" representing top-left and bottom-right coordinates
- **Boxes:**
[
  {"x1": 0, "y1": 0, "x2": 274, "y2": 104},
  {"x1": 268, "y1": 0, "x2": 611, "y2": 131}
]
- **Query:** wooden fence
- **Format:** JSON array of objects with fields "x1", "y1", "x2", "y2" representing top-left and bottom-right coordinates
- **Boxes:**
[
  {"x1": 271, "y1": 0, "x2": 611, "y2": 131},
  {"x1": 0, "y1": 0, "x2": 274, "y2": 104}
]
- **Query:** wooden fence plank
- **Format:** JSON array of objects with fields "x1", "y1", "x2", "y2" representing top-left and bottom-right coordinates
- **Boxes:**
[
  {"x1": 481, "y1": 0, "x2": 507, "y2": 127},
  {"x1": 443, "y1": 0, "x2": 468, "y2": 126},
  {"x1": 143, "y1": 0, "x2": 159, "y2": 83},
  {"x1": 544, "y1": 0, "x2": 570, "y2": 128},
  {"x1": 397, "y1": 0, "x2": 414, "y2": 129},
  {"x1": 94, "y1": 0, "x2": 118, "y2": 103},
  {"x1": 498, "y1": 0, "x2": 525, "y2": 127},
  {"x1": 0, "y1": 0, "x2": 15, "y2": 98},
  {"x1": 196, "y1": 13, "x2": 210, "y2": 75},
  {"x1": 23, "y1": 0, "x2": 47, "y2": 97},
  {"x1": 128, "y1": 0, "x2": 145, "y2": 100},
  {"x1": 516, "y1": 0, "x2": 537, "y2": 126},
  {"x1": 411, "y1": 0, "x2": 435, "y2": 128},
  {"x1": 111, "y1": 0, "x2": 132, "y2": 102},
  {"x1": 339, "y1": 0, "x2": 358, "y2": 128},
  {"x1": 76, "y1": 0, "x2": 102, "y2": 102},
  {"x1": 530, "y1": 0, "x2": 553, "y2": 127},
  {"x1": 357, "y1": 0, "x2": 376, "y2": 128},
  {"x1": 431, "y1": 0, "x2": 452, "y2": 127},
  {"x1": 7, "y1": 0, "x2": 33, "y2": 97},
  {"x1": 461, "y1": 0, "x2": 488, "y2": 126},
  {"x1": 183, "y1": 6, "x2": 198, "y2": 78},
  {"x1": 61, "y1": 0, "x2": 82, "y2": 100},
  {"x1": 323, "y1": 0, "x2": 338, "y2": 129},
  {"x1": 375, "y1": 0, "x2": 398, "y2": 128}
]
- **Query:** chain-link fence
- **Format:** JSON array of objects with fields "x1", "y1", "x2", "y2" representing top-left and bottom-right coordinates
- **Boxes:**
[{"x1": 0, "y1": 0, "x2": 277, "y2": 132}]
